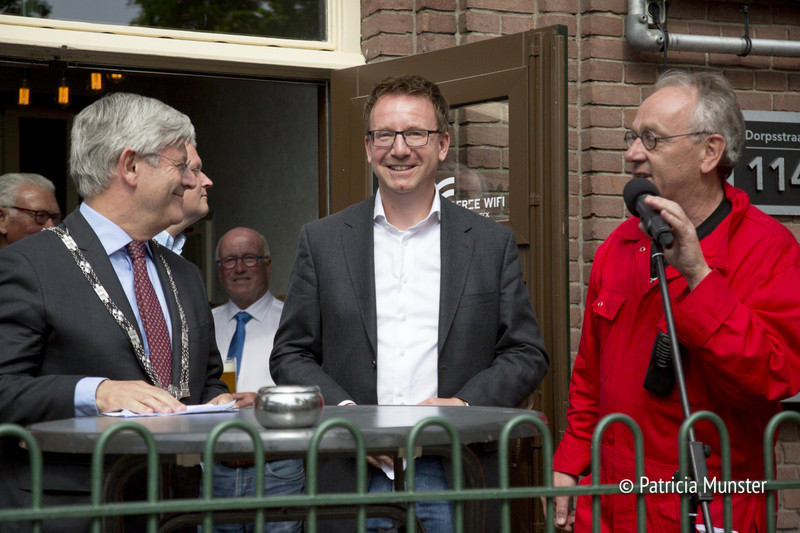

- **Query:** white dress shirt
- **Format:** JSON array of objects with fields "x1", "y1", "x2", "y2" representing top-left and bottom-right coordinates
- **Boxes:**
[
  {"x1": 373, "y1": 189, "x2": 441, "y2": 406},
  {"x1": 212, "y1": 291, "x2": 283, "y2": 394}
]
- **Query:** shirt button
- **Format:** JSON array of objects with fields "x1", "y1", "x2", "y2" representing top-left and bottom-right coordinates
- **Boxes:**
[
  {"x1": 403, "y1": 241, "x2": 408, "y2": 247},
  {"x1": 398, "y1": 391, "x2": 404, "y2": 397},
  {"x1": 639, "y1": 246, "x2": 646, "y2": 252},
  {"x1": 400, "y1": 351, "x2": 406, "y2": 357},
  {"x1": 402, "y1": 276, "x2": 408, "y2": 284},
  {"x1": 400, "y1": 314, "x2": 407, "y2": 321}
]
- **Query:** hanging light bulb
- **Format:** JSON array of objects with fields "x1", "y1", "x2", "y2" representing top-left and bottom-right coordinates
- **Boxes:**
[
  {"x1": 106, "y1": 72, "x2": 124, "y2": 84},
  {"x1": 18, "y1": 76, "x2": 30, "y2": 106},
  {"x1": 89, "y1": 71, "x2": 103, "y2": 92},
  {"x1": 57, "y1": 75, "x2": 70, "y2": 107}
]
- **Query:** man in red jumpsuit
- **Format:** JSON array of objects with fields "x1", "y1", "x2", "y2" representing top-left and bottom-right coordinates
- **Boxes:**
[{"x1": 549, "y1": 70, "x2": 800, "y2": 532}]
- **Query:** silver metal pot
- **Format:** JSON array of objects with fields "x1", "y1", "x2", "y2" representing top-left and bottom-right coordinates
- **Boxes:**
[{"x1": 254, "y1": 385, "x2": 324, "y2": 428}]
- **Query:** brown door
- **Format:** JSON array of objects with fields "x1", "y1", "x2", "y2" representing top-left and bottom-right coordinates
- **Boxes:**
[{"x1": 330, "y1": 27, "x2": 569, "y2": 532}]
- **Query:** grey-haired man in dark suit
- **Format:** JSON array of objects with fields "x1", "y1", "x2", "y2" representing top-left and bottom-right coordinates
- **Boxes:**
[{"x1": 0, "y1": 92, "x2": 231, "y2": 532}]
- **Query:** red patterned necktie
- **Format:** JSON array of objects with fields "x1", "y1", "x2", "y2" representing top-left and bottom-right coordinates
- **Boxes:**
[{"x1": 126, "y1": 241, "x2": 172, "y2": 385}]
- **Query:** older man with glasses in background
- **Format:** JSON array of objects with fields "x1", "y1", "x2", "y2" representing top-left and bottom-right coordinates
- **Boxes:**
[
  {"x1": 205, "y1": 226, "x2": 304, "y2": 533},
  {"x1": 0, "y1": 172, "x2": 61, "y2": 250}
]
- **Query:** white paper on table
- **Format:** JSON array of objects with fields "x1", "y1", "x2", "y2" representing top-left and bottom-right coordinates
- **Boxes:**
[{"x1": 102, "y1": 400, "x2": 237, "y2": 418}]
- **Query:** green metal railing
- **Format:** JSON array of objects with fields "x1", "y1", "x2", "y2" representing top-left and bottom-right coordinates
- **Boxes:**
[{"x1": 1, "y1": 410, "x2": 798, "y2": 532}]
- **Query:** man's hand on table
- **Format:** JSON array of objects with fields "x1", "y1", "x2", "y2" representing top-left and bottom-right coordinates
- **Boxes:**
[
  {"x1": 97, "y1": 380, "x2": 187, "y2": 414},
  {"x1": 230, "y1": 392, "x2": 256, "y2": 408},
  {"x1": 418, "y1": 397, "x2": 468, "y2": 407},
  {"x1": 207, "y1": 392, "x2": 236, "y2": 406}
]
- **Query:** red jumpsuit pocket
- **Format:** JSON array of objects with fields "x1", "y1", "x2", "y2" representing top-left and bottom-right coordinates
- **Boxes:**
[{"x1": 592, "y1": 289, "x2": 626, "y2": 321}]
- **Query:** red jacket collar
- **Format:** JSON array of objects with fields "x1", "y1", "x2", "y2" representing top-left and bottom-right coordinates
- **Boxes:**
[{"x1": 615, "y1": 182, "x2": 751, "y2": 274}]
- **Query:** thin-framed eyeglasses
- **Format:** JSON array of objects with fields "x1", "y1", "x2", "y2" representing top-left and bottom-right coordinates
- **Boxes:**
[
  {"x1": 624, "y1": 129, "x2": 711, "y2": 151},
  {"x1": 216, "y1": 255, "x2": 268, "y2": 269},
  {"x1": 368, "y1": 129, "x2": 442, "y2": 148},
  {"x1": 2, "y1": 205, "x2": 61, "y2": 225},
  {"x1": 141, "y1": 153, "x2": 191, "y2": 176}
]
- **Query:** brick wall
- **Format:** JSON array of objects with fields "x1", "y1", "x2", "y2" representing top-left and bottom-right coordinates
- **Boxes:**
[{"x1": 361, "y1": 1, "x2": 800, "y2": 528}]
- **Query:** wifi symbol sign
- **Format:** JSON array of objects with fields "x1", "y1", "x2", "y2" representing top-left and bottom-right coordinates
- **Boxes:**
[{"x1": 436, "y1": 177, "x2": 456, "y2": 198}]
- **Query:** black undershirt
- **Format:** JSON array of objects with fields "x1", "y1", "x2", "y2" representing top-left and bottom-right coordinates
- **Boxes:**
[{"x1": 695, "y1": 194, "x2": 732, "y2": 241}]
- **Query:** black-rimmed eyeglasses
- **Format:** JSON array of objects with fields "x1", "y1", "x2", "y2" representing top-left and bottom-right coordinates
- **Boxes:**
[
  {"x1": 2, "y1": 206, "x2": 61, "y2": 225},
  {"x1": 142, "y1": 153, "x2": 191, "y2": 176},
  {"x1": 368, "y1": 129, "x2": 442, "y2": 148},
  {"x1": 216, "y1": 255, "x2": 268, "y2": 269},
  {"x1": 624, "y1": 129, "x2": 711, "y2": 151}
]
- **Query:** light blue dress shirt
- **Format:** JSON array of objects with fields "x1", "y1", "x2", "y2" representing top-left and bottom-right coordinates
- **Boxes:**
[
  {"x1": 153, "y1": 230, "x2": 186, "y2": 255},
  {"x1": 74, "y1": 203, "x2": 174, "y2": 416}
]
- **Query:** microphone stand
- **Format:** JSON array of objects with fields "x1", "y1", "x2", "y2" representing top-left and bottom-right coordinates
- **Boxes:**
[{"x1": 651, "y1": 239, "x2": 714, "y2": 533}]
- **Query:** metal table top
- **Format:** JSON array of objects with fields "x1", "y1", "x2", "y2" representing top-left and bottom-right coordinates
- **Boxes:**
[{"x1": 27, "y1": 405, "x2": 542, "y2": 456}]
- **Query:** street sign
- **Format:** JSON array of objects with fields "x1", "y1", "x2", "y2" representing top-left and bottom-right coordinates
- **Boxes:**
[{"x1": 728, "y1": 110, "x2": 800, "y2": 215}]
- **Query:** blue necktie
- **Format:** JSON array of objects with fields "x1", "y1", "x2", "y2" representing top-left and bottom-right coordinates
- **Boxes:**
[{"x1": 226, "y1": 311, "x2": 253, "y2": 378}]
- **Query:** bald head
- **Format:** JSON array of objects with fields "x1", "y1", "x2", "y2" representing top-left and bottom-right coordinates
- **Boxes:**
[{"x1": 216, "y1": 227, "x2": 272, "y2": 310}]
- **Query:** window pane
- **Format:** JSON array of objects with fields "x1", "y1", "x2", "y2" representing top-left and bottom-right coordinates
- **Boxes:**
[
  {"x1": 3, "y1": 0, "x2": 326, "y2": 41},
  {"x1": 437, "y1": 100, "x2": 510, "y2": 223}
]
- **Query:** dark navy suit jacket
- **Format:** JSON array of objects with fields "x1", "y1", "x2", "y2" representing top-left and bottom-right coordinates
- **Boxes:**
[
  {"x1": 271, "y1": 194, "x2": 549, "y2": 407},
  {"x1": 0, "y1": 209, "x2": 226, "y2": 522}
]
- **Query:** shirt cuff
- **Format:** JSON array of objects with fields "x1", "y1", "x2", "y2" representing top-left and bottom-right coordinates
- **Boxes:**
[{"x1": 74, "y1": 377, "x2": 107, "y2": 417}]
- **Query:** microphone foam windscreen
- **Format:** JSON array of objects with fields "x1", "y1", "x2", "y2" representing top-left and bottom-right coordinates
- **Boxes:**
[{"x1": 623, "y1": 178, "x2": 660, "y2": 217}]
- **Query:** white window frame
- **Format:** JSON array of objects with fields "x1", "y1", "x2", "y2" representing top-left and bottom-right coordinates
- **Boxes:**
[{"x1": 0, "y1": 0, "x2": 363, "y2": 74}]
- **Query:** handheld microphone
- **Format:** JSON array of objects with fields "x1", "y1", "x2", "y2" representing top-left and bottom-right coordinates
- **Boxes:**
[{"x1": 623, "y1": 179, "x2": 674, "y2": 249}]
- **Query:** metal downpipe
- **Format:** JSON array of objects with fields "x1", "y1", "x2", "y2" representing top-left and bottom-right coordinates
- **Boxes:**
[{"x1": 625, "y1": 0, "x2": 800, "y2": 58}]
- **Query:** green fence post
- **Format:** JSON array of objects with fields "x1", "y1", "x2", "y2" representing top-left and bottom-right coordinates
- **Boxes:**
[
  {"x1": 0, "y1": 424, "x2": 43, "y2": 533},
  {"x1": 590, "y1": 413, "x2": 646, "y2": 533},
  {"x1": 677, "y1": 411, "x2": 730, "y2": 533},
  {"x1": 91, "y1": 421, "x2": 159, "y2": 533},
  {"x1": 200, "y1": 419, "x2": 266, "y2": 531},
  {"x1": 764, "y1": 410, "x2": 800, "y2": 533},
  {"x1": 404, "y1": 417, "x2": 462, "y2": 533},
  {"x1": 305, "y1": 417, "x2": 367, "y2": 533},
  {"x1": 498, "y1": 413, "x2": 551, "y2": 533}
]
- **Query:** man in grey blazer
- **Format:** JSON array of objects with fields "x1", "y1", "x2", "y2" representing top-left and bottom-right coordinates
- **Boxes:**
[
  {"x1": 0, "y1": 92, "x2": 231, "y2": 532},
  {"x1": 271, "y1": 75, "x2": 549, "y2": 533}
]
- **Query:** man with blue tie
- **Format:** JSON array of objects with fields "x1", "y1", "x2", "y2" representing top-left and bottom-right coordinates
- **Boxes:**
[{"x1": 210, "y1": 227, "x2": 304, "y2": 533}]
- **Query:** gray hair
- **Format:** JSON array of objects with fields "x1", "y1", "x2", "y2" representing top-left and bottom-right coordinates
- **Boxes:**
[
  {"x1": 655, "y1": 70, "x2": 745, "y2": 179},
  {"x1": 69, "y1": 92, "x2": 195, "y2": 199},
  {"x1": 0, "y1": 173, "x2": 55, "y2": 206}
]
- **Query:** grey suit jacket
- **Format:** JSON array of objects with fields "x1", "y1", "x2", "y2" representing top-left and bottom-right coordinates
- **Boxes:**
[
  {"x1": 0, "y1": 209, "x2": 226, "y2": 502},
  {"x1": 271, "y1": 194, "x2": 549, "y2": 407}
]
